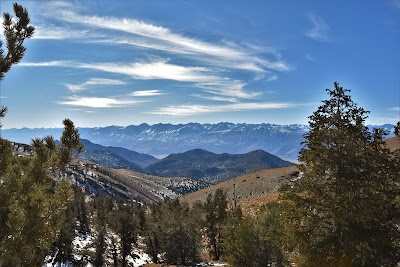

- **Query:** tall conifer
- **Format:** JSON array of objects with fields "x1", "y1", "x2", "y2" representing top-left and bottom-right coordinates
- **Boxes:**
[{"x1": 282, "y1": 82, "x2": 400, "y2": 266}]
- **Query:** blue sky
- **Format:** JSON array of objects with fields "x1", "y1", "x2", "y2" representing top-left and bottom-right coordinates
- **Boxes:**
[{"x1": 0, "y1": 0, "x2": 399, "y2": 128}]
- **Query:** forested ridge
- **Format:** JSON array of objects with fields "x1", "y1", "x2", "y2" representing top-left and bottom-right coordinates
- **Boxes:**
[{"x1": 1, "y1": 3, "x2": 399, "y2": 267}]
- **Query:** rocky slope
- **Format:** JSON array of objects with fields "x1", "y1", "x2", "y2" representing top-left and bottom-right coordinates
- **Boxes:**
[{"x1": 79, "y1": 139, "x2": 158, "y2": 170}]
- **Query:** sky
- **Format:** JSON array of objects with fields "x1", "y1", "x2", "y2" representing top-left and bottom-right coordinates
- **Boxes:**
[{"x1": 0, "y1": 0, "x2": 399, "y2": 129}]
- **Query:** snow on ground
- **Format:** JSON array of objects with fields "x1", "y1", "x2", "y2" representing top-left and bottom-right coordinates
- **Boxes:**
[
  {"x1": 129, "y1": 249, "x2": 152, "y2": 266},
  {"x1": 43, "y1": 232, "x2": 95, "y2": 267},
  {"x1": 44, "y1": 232, "x2": 152, "y2": 267}
]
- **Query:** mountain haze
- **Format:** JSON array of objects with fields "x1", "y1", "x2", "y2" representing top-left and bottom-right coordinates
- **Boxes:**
[{"x1": 2, "y1": 123, "x2": 396, "y2": 162}]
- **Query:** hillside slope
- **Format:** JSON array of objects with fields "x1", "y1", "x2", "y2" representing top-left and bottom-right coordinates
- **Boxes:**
[
  {"x1": 80, "y1": 139, "x2": 158, "y2": 170},
  {"x1": 386, "y1": 136, "x2": 400, "y2": 152},
  {"x1": 67, "y1": 159, "x2": 209, "y2": 204},
  {"x1": 179, "y1": 165, "x2": 299, "y2": 209},
  {"x1": 181, "y1": 135, "x2": 399, "y2": 215}
]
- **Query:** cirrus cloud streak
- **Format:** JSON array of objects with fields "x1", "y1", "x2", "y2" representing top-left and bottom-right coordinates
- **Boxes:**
[
  {"x1": 57, "y1": 95, "x2": 140, "y2": 108},
  {"x1": 40, "y1": 2, "x2": 291, "y2": 74},
  {"x1": 19, "y1": 60, "x2": 259, "y2": 99},
  {"x1": 129, "y1": 90, "x2": 164, "y2": 97},
  {"x1": 148, "y1": 102, "x2": 294, "y2": 117},
  {"x1": 65, "y1": 78, "x2": 126, "y2": 91}
]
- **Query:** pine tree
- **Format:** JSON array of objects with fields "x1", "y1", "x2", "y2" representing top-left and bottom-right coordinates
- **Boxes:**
[
  {"x1": 109, "y1": 202, "x2": 137, "y2": 267},
  {"x1": 0, "y1": 2, "x2": 35, "y2": 126},
  {"x1": 76, "y1": 189, "x2": 90, "y2": 235},
  {"x1": 0, "y1": 132, "x2": 75, "y2": 266},
  {"x1": 60, "y1": 118, "x2": 84, "y2": 166},
  {"x1": 281, "y1": 82, "x2": 400, "y2": 266},
  {"x1": 93, "y1": 228, "x2": 106, "y2": 267},
  {"x1": 223, "y1": 204, "x2": 288, "y2": 267},
  {"x1": 144, "y1": 203, "x2": 162, "y2": 264},
  {"x1": 92, "y1": 196, "x2": 113, "y2": 267},
  {"x1": 205, "y1": 189, "x2": 227, "y2": 261},
  {"x1": 161, "y1": 199, "x2": 201, "y2": 265},
  {"x1": 53, "y1": 201, "x2": 76, "y2": 264},
  {"x1": 0, "y1": 139, "x2": 13, "y2": 176}
]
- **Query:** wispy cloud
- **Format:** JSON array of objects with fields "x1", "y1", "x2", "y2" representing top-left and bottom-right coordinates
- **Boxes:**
[
  {"x1": 306, "y1": 14, "x2": 330, "y2": 42},
  {"x1": 39, "y1": 2, "x2": 290, "y2": 74},
  {"x1": 20, "y1": 60, "x2": 216, "y2": 82},
  {"x1": 129, "y1": 90, "x2": 164, "y2": 97},
  {"x1": 65, "y1": 78, "x2": 126, "y2": 91},
  {"x1": 195, "y1": 80, "x2": 259, "y2": 99},
  {"x1": 19, "y1": 60, "x2": 259, "y2": 99},
  {"x1": 33, "y1": 25, "x2": 91, "y2": 40},
  {"x1": 43, "y1": 1, "x2": 75, "y2": 9},
  {"x1": 79, "y1": 60, "x2": 218, "y2": 82},
  {"x1": 19, "y1": 1, "x2": 295, "y2": 114},
  {"x1": 192, "y1": 94, "x2": 238, "y2": 103},
  {"x1": 57, "y1": 95, "x2": 139, "y2": 108},
  {"x1": 109, "y1": 38, "x2": 291, "y2": 73},
  {"x1": 19, "y1": 61, "x2": 71, "y2": 67},
  {"x1": 64, "y1": 108, "x2": 97, "y2": 113},
  {"x1": 389, "y1": 107, "x2": 400, "y2": 111},
  {"x1": 148, "y1": 102, "x2": 294, "y2": 116}
]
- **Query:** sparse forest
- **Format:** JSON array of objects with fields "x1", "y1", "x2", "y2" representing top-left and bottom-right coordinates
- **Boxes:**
[{"x1": 1, "y1": 3, "x2": 399, "y2": 267}]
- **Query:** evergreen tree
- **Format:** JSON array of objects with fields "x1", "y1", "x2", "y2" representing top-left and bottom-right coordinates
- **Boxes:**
[
  {"x1": 0, "y1": 139, "x2": 13, "y2": 176},
  {"x1": 137, "y1": 205, "x2": 147, "y2": 232},
  {"x1": 394, "y1": 122, "x2": 400, "y2": 137},
  {"x1": 0, "y1": 129, "x2": 76, "y2": 266},
  {"x1": 92, "y1": 196, "x2": 113, "y2": 267},
  {"x1": 161, "y1": 199, "x2": 201, "y2": 265},
  {"x1": 93, "y1": 228, "x2": 106, "y2": 267},
  {"x1": 76, "y1": 189, "x2": 90, "y2": 235},
  {"x1": 109, "y1": 202, "x2": 137, "y2": 267},
  {"x1": 205, "y1": 189, "x2": 227, "y2": 260},
  {"x1": 223, "y1": 204, "x2": 288, "y2": 267},
  {"x1": 144, "y1": 203, "x2": 162, "y2": 264},
  {"x1": 144, "y1": 200, "x2": 201, "y2": 265},
  {"x1": 53, "y1": 201, "x2": 76, "y2": 264},
  {"x1": 281, "y1": 82, "x2": 400, "y2": 266},
  {"x1": 60, "y1": 118, "x2": 84, "y2": 166},
  {"x1": 0, "y1": 2, "x2": 35, "y2": 125}
]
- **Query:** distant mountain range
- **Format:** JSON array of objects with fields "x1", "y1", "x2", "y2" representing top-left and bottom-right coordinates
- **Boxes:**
[
  {"x1": 144, "y1": 149, "x2": 294, "y2": 183},
  {"x1": 2, "y1": 123, "x2": 396, "y2": 162},
  {"x1": 79, "y1": 139, "x2": 293, "y2": 183}
]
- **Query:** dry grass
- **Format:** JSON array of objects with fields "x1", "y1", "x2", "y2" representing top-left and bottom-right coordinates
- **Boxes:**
[
  {"x1": 386, "y1": 136, "x2": 400, "y2": 152},
  {"x1": 180, "y1": 166, "x2": 299, "y2": 208},
  {"x1": 238, "y1": 193, "x2": 280, "y2": 217}
]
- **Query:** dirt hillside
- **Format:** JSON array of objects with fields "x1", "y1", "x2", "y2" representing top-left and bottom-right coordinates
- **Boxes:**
[{"x1": 179, "y1": 166, "x2": 299, "y2": 209}]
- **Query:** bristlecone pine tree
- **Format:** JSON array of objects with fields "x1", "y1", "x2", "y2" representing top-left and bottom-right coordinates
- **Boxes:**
[{"x1": 281, "y1": 82, "x2": 400, "y2": 266}]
